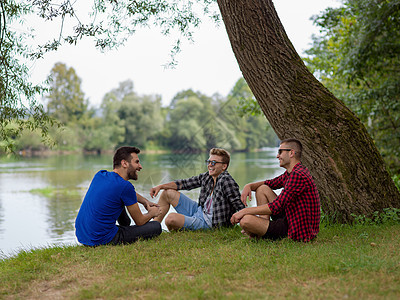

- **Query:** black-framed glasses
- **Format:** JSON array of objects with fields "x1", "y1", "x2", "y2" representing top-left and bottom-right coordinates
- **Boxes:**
[
  {"x1": 205, "y1": 160, "x2": 224, "y2": 166},
  {"x1": 278, "y1": 148, "x2": 292, "y2": 155}
]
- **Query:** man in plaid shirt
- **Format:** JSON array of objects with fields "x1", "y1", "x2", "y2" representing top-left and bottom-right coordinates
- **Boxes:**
[
  {"x1": 231, "y1": 139, "x2": 320, "y2": 242},
  {"x1": 150, "y1": 148, "x2": 244, "y2": 231}
]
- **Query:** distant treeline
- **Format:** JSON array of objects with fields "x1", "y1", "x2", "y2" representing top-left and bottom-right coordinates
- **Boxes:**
[{"x1": 6, "y1": 63, "x2": 277, "y2": 154}]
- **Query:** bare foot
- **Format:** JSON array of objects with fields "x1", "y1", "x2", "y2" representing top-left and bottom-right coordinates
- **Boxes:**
[{"x1": 241, "y1": 229, "x2": 255, "y2": 239}]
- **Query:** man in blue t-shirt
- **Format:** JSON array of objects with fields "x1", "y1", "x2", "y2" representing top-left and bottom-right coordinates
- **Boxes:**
[{"x1": 75, "y1": 146, "x2": 162, "y2": 246}]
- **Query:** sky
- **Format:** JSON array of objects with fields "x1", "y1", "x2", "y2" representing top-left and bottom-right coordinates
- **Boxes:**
[{"x1": 28, "y1": 0, "x2": 341, "y2": 108}]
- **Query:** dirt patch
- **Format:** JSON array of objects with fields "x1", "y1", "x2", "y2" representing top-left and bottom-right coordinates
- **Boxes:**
[{"x1": 10, "y1": 264, "x2": 109, "y2": 299}]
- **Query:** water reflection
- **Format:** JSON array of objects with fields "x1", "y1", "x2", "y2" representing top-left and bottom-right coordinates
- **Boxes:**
[
  {"x1": 0, "y1": 197, "x2": 3, "y2": 235},
  {"x1": 45, "y1": 193, "x2": 84, "y2": 241},
  {"x1": 0, "y1": 150, "x2": 281, "y2": 258}
]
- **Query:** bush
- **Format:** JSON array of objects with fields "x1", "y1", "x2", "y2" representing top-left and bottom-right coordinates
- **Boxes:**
[{"x1": 351, "y1": 207, "x2": 400, "y2": 226}]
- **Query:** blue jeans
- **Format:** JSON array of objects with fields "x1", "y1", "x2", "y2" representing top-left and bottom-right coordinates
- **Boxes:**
[{"x1": 175, "y1": 193, "x2": 211, "y2": 231}]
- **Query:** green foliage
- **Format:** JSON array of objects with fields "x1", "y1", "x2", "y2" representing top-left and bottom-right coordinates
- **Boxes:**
[
  {"x1": 392, "y1": 174, "x2": 400, "y2": 191},
  {"x1": 351, "y1": 208, "x2": 400, "y2": 226},
  {"x1": 11, "y1": 73, "x2": 277, "y2": 153},
  {"x1": 1, "y1": 0, "x2": 219, "y2": 150},
  {"x1": 230, "y1": 77, "x2": 262, "y2": 117},
  {"x1": 46, "y1": 63, "x2": 89, "y2": 125},
  {"x1": 320, "y1": 209, "x2": 339, "y2": 227},
  {"x1": 304, "y1": 0, "x2": 400, "y2": 172},
  {"x1": 168, "y1": 91, "x2": 211, "y2": 151},
  {"x1": 44, "y1": 62, "x2": 94, "y2": 150},
  {"x1": 0, "y1": 1, "x2": 56, "y2": 151},
  {"x1": 2, "y1": 1, "x2": 275, "y2": 154},
  {"x1": 101, "y1": 80, "x2": 164, "y2": 149},
  {"x1": 13, "y1": 128, "x2": 45, "y2": 151},
  {"x1": 166, "y1": 86, "x2": 277, "y2": 152},
  {"x1": 29, "y1": 0, "x2": 221, "y2": 66},
  {"x1": 228, "y1": 78, "x2": 278, "y2": 149},
  {"x1": 80, "y1": 113, "x2": 122, "y2": 152},
  {"x1": 322, "y1": 204, "x2": 400, "y2": 228}
]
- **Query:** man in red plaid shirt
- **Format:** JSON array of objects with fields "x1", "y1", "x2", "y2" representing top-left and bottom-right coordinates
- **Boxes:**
[{"x1": 231, "y1": 138, "x2": 320, "y2": 242}]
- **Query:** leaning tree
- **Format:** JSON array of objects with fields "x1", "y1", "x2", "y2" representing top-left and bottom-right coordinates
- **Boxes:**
[{"x1": 217, "y1": 0, "x2": 400, "y2": 221}]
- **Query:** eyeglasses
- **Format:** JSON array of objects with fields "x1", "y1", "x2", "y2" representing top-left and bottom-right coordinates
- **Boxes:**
[
  {"x1": 277, "y1": 148, "x2": 292, "y2": 155},
  {"x1": 205, "y1": 160, "x2": 224, "y2": 166}
]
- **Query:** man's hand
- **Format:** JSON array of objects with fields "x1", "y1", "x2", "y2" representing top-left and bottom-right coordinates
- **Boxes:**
[
  {"x1": 144, "y1": 200, "x2": 159, "y2": 211},
  {"x1": 150, "y1": 185, "x2": 161, "y2": 198},
  {"x1": 150, "y1": 182, "x2": 177, "y2": 198},
  {"x1": 241, "y1": 184, "x2": 252, "y2": 206},
  {"x1": 230, "y1": 209, "x2": 246, "y2": 225},
  {"x1": 148, "y1": 205, "x2": 161, "y2": 218}
]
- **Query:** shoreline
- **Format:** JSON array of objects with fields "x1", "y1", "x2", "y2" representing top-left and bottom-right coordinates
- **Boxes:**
[{"x1": 2, "y1": 147, "x2": 275, "y2": 158}]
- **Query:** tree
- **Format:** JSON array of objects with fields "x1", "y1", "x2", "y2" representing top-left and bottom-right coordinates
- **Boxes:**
[
  {"x1": 217, "y1": 0, "x2": 400, "y2": 221},
  {"x1": 166, "y1": 87, "x2": 276, "y2": 152},
  {"x1": 46, "y1": 63, "x2": 88, "y2": 124},
  {"x1": 43, "y1": 62, "x2": 90, "y2": 151},
  {"x1": 99, "y1": 83, "x2": 130, "y2": 149},
  {"x1": 102, "y1": 80, "x2": 163, "y2": 149},
  {"x1": 118, "y1": 93, "x2": 163, "y2": 148},
  {"x1": 231, "y1": 77, "x2": 263, "y2": 117},
  {"x1": 304, "y1": 0, "x2": 400, "y2": 173},
  {"x1": 80, "y1": 113, "x2": 117, "y2": 153},
  {"x1": 228, "y1": 77, "x2": 278, "y2": 150},
  {"x1": 168, "y1": 91, "x2": 211, "y2": 151},
  {"x1": 0, "y1": 1, "x2": 54, "y2": 151},
  {"x1": 167, "y1": 89, "x2": 245, "y2": 152}
]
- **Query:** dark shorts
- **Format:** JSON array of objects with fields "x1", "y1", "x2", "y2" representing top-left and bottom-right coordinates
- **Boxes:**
[{"x1": 262, "y1": 217, "x2": 288, "y2": 240}]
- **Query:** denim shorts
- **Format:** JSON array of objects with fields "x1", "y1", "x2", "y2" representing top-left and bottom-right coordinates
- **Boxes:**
[{"x1": 175, "y1": 193, "x2": 211, "y2": 231}]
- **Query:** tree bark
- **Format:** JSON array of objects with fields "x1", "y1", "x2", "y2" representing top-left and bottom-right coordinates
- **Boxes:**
[{"x1": 217, "y1": 0, "x2": 400, "y2": 221}]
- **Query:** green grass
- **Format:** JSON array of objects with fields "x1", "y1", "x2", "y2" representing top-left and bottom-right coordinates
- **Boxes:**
[
  {"x1": 30, "y1": 186, "x2": 85, "y2": 198},
  {"x1": 1, "y1": 223, "x2": 400, "y2": 299}
]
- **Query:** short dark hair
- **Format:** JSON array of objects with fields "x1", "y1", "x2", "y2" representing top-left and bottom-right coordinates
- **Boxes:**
[
  {"x1": 280, "y1": 138, "x2": 302, "y2": 159},
  {"x1": 209, "y1": 148, "x2": 230, "y2": 168},
  {"x1": 113, "y1": 146, "x2": 140, "y2": 168}
]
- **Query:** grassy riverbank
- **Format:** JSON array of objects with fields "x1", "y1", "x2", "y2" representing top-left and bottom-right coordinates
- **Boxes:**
[{"x1": 1, "y1": 221, "x2": 400, "y2": 299}]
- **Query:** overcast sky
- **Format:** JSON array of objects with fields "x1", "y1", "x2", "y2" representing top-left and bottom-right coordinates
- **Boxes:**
[{"x1": 28, "y1": 0, "x2": 341, "y2": 108}]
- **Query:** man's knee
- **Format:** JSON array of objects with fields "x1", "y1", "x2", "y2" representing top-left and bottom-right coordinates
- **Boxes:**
[
  {"x1": 239, "y1": 215, "x2": 254, "y2": 230},
  {"x1": 161, "y1": 189, "x2": 180, "y2": 204},
  {"x1": 240, "y1": 215, "x2": 269, "y2": 237},
  {"x1": 165, "y1": 213, "x2": 182, "y2": 230},
  {"x1": 255, "y1": 185, "x2": 276, "y2": 204},
  {"x1": 148, "y1": 221, "x2": 162, "y2": 236},
  {"x1": 255, "y1": 184, "x2": 271, "y2": 196}
]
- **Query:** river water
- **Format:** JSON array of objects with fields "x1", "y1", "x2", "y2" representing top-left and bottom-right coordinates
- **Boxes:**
[{"x1": 0, "y1": 149, "x2": 281, "y2": 258}]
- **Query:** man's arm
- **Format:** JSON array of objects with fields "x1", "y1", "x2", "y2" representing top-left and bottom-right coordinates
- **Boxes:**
[
  {"x1": 221, "y1": 175, "x2": 245, "y2": 211},
  {"x1": 126, "y1": 203, "x2": 161, "y2": 226},
  {"x1": 230, "y1": 204, "x2": 272, "y2": 225},
  {"x1": 149, "y1": 182, "x2": 178, "y2": 198},
  {"x1": 136, "y1": 192, "x2": 159, "y2": 210},
  {"x1": 241, "y1": 180, "x2": 266, "y2": 205}
]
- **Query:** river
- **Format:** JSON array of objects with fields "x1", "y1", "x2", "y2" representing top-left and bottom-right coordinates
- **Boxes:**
[{"x1": 0, "y1": 149, "x2": 282, "y2": 258}]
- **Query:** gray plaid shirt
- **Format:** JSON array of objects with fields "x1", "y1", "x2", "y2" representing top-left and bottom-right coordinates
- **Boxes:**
[{"x1": 175, "y1": 171, "x2": 244, "y2": 227}]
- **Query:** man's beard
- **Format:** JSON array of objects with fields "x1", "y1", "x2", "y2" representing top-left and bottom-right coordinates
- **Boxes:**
[{"x1": 127, "y1": 167, "x2": 138, "y2": 180}]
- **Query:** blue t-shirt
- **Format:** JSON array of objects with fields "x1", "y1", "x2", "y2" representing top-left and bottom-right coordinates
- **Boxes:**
[{"x1": 75, "y1": 170, "x2": 138, "y2": 246}]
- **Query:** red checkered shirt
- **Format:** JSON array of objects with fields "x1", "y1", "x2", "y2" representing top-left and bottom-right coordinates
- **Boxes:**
[{"x1": 265, "y1": 163, "x2": 320, "y2": 242}]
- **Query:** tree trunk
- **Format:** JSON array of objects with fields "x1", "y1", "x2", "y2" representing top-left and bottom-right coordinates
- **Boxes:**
[{"x1": 217, "y1": 0, "x2": 400, "y2": 221}]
